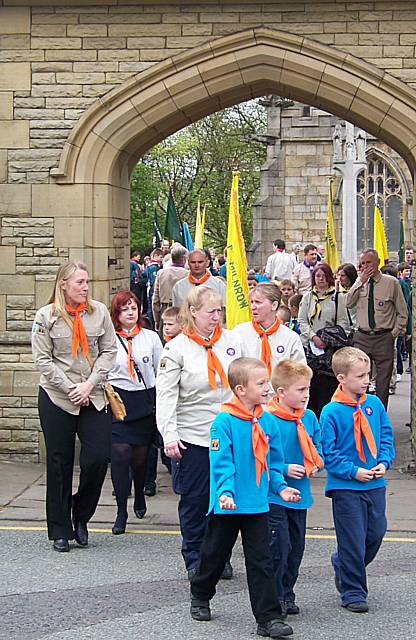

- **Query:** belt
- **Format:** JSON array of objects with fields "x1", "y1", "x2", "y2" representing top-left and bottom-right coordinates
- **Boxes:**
[{"x1": 357, "y1": 328, "x2": 392, "y2": 336}]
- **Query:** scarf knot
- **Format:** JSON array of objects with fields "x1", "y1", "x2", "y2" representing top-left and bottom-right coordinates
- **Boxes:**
[
  {"x1": 189, "y1": 271, "x2": 211, "y2": 286},
  {"x1": 252, "y1": 318, "x2": 282, "y2": 375},
  {"x1": 183, "y1": 326, "x2": 229, "y2": 390},
  {"x1": 331, "y1": 385, "x2": 377, "y2": 463},
  {"x1": 117, "y1": 326, "x2": 142, "y2": 381},
  {"x1": 310, "y1": 287, "x2": 335, "y2": 322},
  {"x1": 65, "y1": 303, "x2": 89, "y2": 359}
]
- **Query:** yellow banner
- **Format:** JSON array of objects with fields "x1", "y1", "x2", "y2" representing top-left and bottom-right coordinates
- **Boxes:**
[
  {"x1": 194, "y1": 199, "x2": 202, "y2": 248},
  {"x1": 226, "y1": 170, "x2": 251, "y2": 329},
  {"x1": 325, "y1": 177, "x2": 340, "y2": 272},
  {"x1": 374, "y1": 203, "x2": 389, "y2": 263}
]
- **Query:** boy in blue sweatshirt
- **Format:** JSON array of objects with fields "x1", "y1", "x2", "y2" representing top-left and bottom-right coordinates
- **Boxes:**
[
  {"x1": 320, "y1": 347, "x2": 395, "y2": 613},
  {"x1": 190, "y1": 357, "x2": 301, "y2": 639},
  {"x1": 267, "y1": 360, "x2": 323, "y2": 617}
]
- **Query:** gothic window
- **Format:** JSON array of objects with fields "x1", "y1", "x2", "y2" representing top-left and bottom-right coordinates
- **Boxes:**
[{"x1": 356, "y1": 154, "x2": 403, "y2": 253}]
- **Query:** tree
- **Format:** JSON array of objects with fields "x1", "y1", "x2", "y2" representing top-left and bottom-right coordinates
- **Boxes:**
[{"x1": 130, "y1": 100, "x2": 267, "y2": 253}]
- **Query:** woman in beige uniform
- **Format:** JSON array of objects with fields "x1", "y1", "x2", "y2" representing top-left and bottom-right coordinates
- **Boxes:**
[
  {"x1": 156, "y1": 285, "x2": 241, "y2": 579},
  {"x1": 31, "y1": 262, "x2": 117, "y2": 552}
]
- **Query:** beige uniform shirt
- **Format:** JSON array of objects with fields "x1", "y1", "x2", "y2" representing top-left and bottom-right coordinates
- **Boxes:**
[
  {"x1": 265, "y1": 251, "x2": 295, "y2": 281},
  {"x1": 156, "y1": 329, "x2": 241, "y2": 447},
  {"x1": 345, "y1": 272, "x2": 408, "y2": 338},
  {"x1": 292, "y1": 262, "x2": 315, "y2": 295},
  {"x1": 152, "y1": 265, "x2": 188, "y2": 325},
  {"x1": 171, "y1": 272, "x2": 226, "y2": 308},
  {"x1": 298, "y1": 290, "x2": 350, "y2": 347},
  {"x1": 31, "y1": 300, "x2": 117, "y2": 414}
]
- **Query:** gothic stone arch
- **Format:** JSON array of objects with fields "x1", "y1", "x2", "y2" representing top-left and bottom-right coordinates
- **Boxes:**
[{"x1": 49, "y1": 27, "x2": 416, "y2": 300}]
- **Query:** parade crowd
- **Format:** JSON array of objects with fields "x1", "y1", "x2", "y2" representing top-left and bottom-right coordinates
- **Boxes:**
[{"x1": 31, "y1": 237, "x2": 412, "y2": 639}]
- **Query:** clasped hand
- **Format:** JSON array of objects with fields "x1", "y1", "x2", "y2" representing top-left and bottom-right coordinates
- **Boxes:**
[
  {"x1": 68, "y1": 380, "x2": 95, "y2": 406},
  {"x1": 356, "y1": 463, "x2": 386, "y2": 482}
]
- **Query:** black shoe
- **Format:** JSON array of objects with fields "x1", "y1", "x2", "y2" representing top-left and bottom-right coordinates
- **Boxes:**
[
  {"x1": 190, "y1": 598, "x2": 211, "y2": 621},
  {"x1": 53, "y1": 538, "x2": 69, "y2": 552},
  {"x1": 279, "y1": 600, "x2": 287, "y2": 619},
  {"x1": 134, "y1": 507, "x2": 147, "y2": 519},
  {"x1": 345, "y1": 601, "x2": 369, "y2": 613},
  {"x1": 220, "y1": 560, "x2": 233, "y2": 580},
  {"x1": 112, "y1": 512, "x2": 127, "y2": 535},
  {"x1": 285, "y1": 601, "x2": 300, "y2": 615},
  {"x1": 143, "y1": 485, "x2": 156, "y2": 497},
  {"x1": 73, "y1": 519, "x2": 88, "y2": 546},
  {"x1": 187, "y1": 567, "x2": 198, "y2": 581},
  {"x1": 257, "y1": 618, "x2": 293, "y2": 637}
]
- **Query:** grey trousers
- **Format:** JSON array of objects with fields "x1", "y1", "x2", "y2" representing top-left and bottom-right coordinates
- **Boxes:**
[{"x1": 353, "y1": 330, "x2": 394, "y2": 409}]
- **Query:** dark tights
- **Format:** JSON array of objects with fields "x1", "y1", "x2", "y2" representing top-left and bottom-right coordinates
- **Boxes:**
[{"x1": 111, "y1": 443, "x2": 149, "y2": 516}]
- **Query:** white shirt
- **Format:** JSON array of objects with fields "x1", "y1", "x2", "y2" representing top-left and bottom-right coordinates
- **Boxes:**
[
  {"x1": 265, "y1": 251, "x2": 295, "y2": 282},
  {"x1": 171, "y1": 273, "x2": 226, "y2": 308},
  {"x1": 156, "y1": 329, "x2": 241, "y2": 447},
  {"x1": 107, "y1": 328, "x2": 163, "y2": 391}
]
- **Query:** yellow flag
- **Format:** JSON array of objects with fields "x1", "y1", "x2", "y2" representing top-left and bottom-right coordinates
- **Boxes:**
[
  {"x1": 226, "y1": 170, "x2": 252, "y2": 329},
  {"x1": 194, "y1": 199, "x2": 202, "y2": 248},
  {"x1": 201, "y1": 205, "x2": 206, "y2": 246},
  {"x1": 373, "y1": 201, "x2": 389, "y2": 264},
  {"x1": 325, "y1": 177, "x2": 340, "y2": 272}
]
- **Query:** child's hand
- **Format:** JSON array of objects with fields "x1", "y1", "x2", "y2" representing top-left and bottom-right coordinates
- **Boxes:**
[
  {"x1": 279, "y1": 487, "x2": 301, "y2": 503},
  {"x1": 309, "y1": 466, "x2": 319, "y2": 477},
  {"x1": 287, "y1": 464, "x2": 306, "y2": 479},
  {"x1": 219, "y1": 495, "x2": 237, "y2": 510},
  {"x1": 355, "y1": 467, "x2": 374, "y2": 482},
  {"x1": 371, "y1": 463, "x2": 386, "y2": 478}
]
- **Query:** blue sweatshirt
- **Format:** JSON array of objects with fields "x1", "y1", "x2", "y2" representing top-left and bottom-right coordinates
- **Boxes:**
[
  {"x1": 208, "y1": 411, "x2": 288, "y2": 515},
  {"x1": 267, "y1": 408, "x2": 322, "y2": 509},
  {"x1": 320, "y1": 394, "x2": 395, "y2": 496}
]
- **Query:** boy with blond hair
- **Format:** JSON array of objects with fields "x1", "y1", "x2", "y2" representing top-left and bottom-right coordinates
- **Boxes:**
[
  {"x1": 161, "y1": 306, "x2": 181, "y2": 342},
  {"x1": 190, "y1": 357, "x2": 301, "y2": 638},
  {"x1": 267, "y1": 360, "x2": 323, "y2": 616},
  {"x1": 321, "y1": 347, "x2": 395, "y2": 613}
]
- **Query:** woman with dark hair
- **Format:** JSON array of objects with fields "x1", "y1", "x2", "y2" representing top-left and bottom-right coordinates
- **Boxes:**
[
  {"x1": 335, "y1": 263, "x2": 358, "y2": 290},
  {"x1": 108, "y1": 290, "x2": 163, "y2": 534},
  {"x1": 298, "y1": 263, "x2": 350, "y2": 416}
]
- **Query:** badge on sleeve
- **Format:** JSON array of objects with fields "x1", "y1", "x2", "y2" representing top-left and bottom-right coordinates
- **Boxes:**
[
  {"x1": 32, "y1": 321, "x2": 46, "y2": 335},
  {"x1": 159, "y1": 358, "x2": 167, "y2": 370},
  {"x1": 211, "y1": 438, "x2": 220, "y2": 451}
]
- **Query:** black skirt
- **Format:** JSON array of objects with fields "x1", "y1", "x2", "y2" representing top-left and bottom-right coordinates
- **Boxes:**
[{"x1": 111, "y1": 385, "x2": 156, "y2": 446}]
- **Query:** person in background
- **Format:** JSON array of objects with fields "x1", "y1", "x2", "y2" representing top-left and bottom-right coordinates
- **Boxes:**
[
  {"x1": 404, "y1": 246, "x2": 414, "y2": 264},
  {"x1": 298, "y1": 262, "x2": 350, "y2": 417},
  {"x1": 152, "y1": 243, "x2": 188, "y2": 336},
  {"x1": 142, "y1": 248, "x2": 164, "y2": 328},
  {"x1": 219, "y1": 249, "x2": 227, "y2": 279},
  {"x1": 130, "y1": 250, "x2": 142, "y2": 296},
  {"x1": 276, "y1": 305, "x2": 291, "y2": 327},
  {"x1": 279, "y1": 279, "x2": 295, "y2": 307},
  {"x1": 265, "y1": 239, "x2": 295, "y2": 283},
  {"x1": 335, "y1": 263, "x2": 358, "y2": 329},
  {"x1": 397, "y1": 262, "x2": 412, "y2": 374},
  {"x1": 32, "y1": 262, "x2": 117, "y2": 552},
  {"x1": 108, "y1": 291, "x2": 163, "y2": 535},
  {"x1": 316, "y1": 245, "x2": 325, "y2": 262},
  {"x1": 292, "y1": 244, "x2": 318, "y2": 295},
  {"x1": 171, "y1": 249, "x2": 226, "y2": 309},
  {"x1": 290, "y1": 243, "x2": 302, "y2": 264},
  {"x1": 288, "y1": 294, "x2": 302, "y2": 335},
  {"x1": 247, "y1": 272, "x2": 259, "y2": 291},
  {"x1": 156, "y1": 286, "x2": 241, "y2": 580}
]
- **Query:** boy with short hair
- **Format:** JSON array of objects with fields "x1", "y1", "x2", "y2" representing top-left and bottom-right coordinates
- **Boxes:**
[
  {"x1": 288, "y1": 294, "x2": 302, "y2": 335},
  {"x1": 190, "y1": 357, "x2": 301, "y2": 638},
  {"x1": 320, "y1": 347, "x2": 395, "y2": 613},
  {"x1": 267, "y1": 361, "x2": 323, "y2": 616},
  {"x1": 276, "y1": 305, "x2": 291, "y2": 327},
  {"x1": 161, "y1": 306, "x2": 181, "y2": 342}
]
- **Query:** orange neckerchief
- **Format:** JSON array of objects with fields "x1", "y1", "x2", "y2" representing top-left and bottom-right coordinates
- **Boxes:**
[
  {"x1": 116, "y1": 326, "x2": 142, "y2": 381},
  {"x1": 189, "y1": 271, "x2": 211, "y2": 285},
  {"x1": 332, "y1": 385, "x2": 377, "y2": 463},
  {"x1": 65, "y1": 303, "x2": 90, "y2": 359},
  {"x1": 183, "y1": 325, "x2": 229, "y2": 390},
  {"x1": 221, "y1": 395, "x2": 269, "y2": 486},
  {"x1": 267, "y1": 396, "x2": 324, "y2": 477},
  {"x1": 252, "y1": 318, "x2": 282, "y2": 375},
  {"x1": 164, "y1": 335, "x2": 172, "y2": 342}
]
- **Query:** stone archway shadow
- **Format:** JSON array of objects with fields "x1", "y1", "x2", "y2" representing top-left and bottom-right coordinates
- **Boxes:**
[{"x1": 49, "y1": 26, "x2": 416, "y2": 297}]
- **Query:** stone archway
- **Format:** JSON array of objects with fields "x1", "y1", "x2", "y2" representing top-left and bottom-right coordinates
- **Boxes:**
[{"x1": 49, "y1": 26, "x2": 416, "y2": 299}]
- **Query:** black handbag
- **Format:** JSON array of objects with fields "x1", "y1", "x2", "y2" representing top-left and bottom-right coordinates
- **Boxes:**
[{"x1": 117, "y1": 334, "x2": 164, "y2": 448}]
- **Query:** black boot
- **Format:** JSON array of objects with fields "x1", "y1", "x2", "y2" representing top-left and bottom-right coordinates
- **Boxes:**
[{"x1": 112, "y1": 510, "x2": 128, "y2": 535}]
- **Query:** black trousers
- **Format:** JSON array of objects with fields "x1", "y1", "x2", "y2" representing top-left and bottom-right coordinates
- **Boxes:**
[
  {"x1": 191, "y1": 514, "x2": 282, "y2": 623},
  {"x1": 308, "y1": 372, "x2": 338, "y2": 418},
  {"x1": 38, "y1": 388, "x2": 111, "y2": 540}
]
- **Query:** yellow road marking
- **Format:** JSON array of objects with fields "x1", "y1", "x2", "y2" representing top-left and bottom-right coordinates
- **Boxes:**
[{"x1": 0, "y1": 525, "x2": 415, "y2": 543}]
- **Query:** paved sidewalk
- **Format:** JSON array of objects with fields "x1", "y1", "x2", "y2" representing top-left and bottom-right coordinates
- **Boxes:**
[{"x1": 1, "y1": 373, "x2": 415, "y2": 532}]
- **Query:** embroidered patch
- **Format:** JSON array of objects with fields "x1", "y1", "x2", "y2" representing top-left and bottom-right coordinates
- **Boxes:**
[
  {"x1": 276, "y1": 345, "x2": 285, "y2": 354},
  {"x1": 211, "y1": 438, "x2": 220, "y2": 451},
  {"x1": 32, "y1": 321, "x2": 46, "y2": 334},
  {"x1": 365, "y1": 406, "x2": 373, "y2": 416},
  {"x1": 378, "y1": 300, "x2": 384, "y2": 307},
  {"x1": 226, "y1": 347, "x2": 236, "y2": 356},
  {"x1": 159, "y1": 358, "x2": 167, "y2": 369},
  {"x1": 142, "y1": 356, "x2": 150, "y2": 363}
]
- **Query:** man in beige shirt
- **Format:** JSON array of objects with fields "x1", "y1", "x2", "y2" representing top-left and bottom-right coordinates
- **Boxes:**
[
  {"x1": 171, "y1": 249, "x2": 226, "y2": 309},
  {"x1": 292, "y1": 244, "x2": 318, "y2": 295},
  {"x1": 152, "y1": 243, "x2": 188, "y2": 331},
  {"x1": 345, "y1": 249, "x2": 408, "y2": 408}
]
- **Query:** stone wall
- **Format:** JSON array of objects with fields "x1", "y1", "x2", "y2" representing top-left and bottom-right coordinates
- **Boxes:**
[{"x1": 1, "y1": 1, "x2": 416, "y2": 460}]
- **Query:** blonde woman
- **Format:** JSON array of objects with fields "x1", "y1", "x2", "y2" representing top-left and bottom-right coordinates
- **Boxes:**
[
  {"x1": 156, "y1": 285, "x2": 241, "y2": 579},
  {"x1": 32, "y1": 262, "x2": 117, "y2": 552}
]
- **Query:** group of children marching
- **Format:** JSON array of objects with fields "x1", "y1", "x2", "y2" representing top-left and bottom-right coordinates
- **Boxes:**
[{"x1": 159, "y1": 303, "x2": 395, "y2": 639}]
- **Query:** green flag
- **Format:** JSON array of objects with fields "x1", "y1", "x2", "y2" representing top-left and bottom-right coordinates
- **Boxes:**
[
  {"x1": 164, "y1": 185, "x2": 184, "y2": 243},
  {"x1": 398, "y1": 216, "x2": 405, "y2": 262}
]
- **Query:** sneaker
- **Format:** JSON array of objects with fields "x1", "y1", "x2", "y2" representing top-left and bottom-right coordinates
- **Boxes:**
[
  {"x1": 190, "y1": 598, "x2": 211, "y2": 621},
  {"x1": 257, "y1": 618, "x2": 293, "y2": 637},
  {"x1": 345, "y1": 601, "x2": 369, "y2": 613},
  {"x1": 285, "y1": 601, "x2": 300, "y2": 615},
  {"x1": 220, "y1": 560, "x2": 233, "y2": 580}
]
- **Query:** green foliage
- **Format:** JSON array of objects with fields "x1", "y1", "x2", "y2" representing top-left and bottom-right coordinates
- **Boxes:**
[{"x1": 130, "y1": 100, "x2": 267, "y2": 254}]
